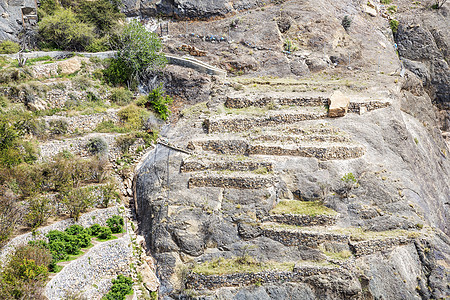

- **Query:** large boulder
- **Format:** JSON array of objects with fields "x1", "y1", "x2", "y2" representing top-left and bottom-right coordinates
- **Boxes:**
[{"x1": 328, "y1": 91, "x2": 350, "y2": 118}]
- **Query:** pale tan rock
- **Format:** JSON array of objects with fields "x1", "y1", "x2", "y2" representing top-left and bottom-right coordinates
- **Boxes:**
[
  {"x1": 364, "y1": 5, "x2": 377, "y2": 17},
  {"x1": 57, "y1": 57, "x2": 88, "y2": 75},
  {"x1": 138, "y1": 261, "x2": 160, "y2": 292},
  {"x1": 328, "y1": 91, "x2": 350, "y2": 117}
]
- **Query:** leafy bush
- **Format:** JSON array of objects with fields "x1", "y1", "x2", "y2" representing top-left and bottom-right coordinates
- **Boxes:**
[
  {"x1": 0, "y1": 245, "x2": 52, "y2": 299},
  {"x1": 48, "y1": 119, "x2": 69, "y2": 135},
  {"x1": 25, "y1": 195, "x2": 54, "y2": 229},
  {"x1": 97, "y1": 226, "x2": 112, "y2": 240},
  {"x1": 390, "y1": 19, "x2": 399, "y2": 34},
  {"x1": 103, "y1": 275, "x2": 133, "y2": 300},
  {"x1": 60, "y1": 187, "x2": 95, "y2": 221},
  {"x1": 38, "y1": 8, "x2": 95, "y2": 51},
  {"x1": 86, "y1": 36, "x2": 110, "y2": 53},
  {"x1": 115, "y1": 134, "x2": 136, "y2": 154},
  {"x1": 0, "y1": 188, "x2": 23, "y2": 247},
  {"x1": 107, "y1": 215, "x2": 123, "y2": 233},
  {"x1": 146, "y1": 85, "x2": 173, "y2": 121},
  {"x1": 342, "y1": 16, "x2": 352, "y2": 31},
  {"x1": 100, "y1": 183, "x2": 119, "y2": 208},
  {"x1": 89, "y1": 224, "x2": 101, "y2": 236},
  {"x1": 117, "y1": 104, "x2": 148, "y2": 130},
  {"x1": 110, "y1": 87, "x2": 133, "y2": 106},
  {"x1": 105, "y1": 20, "x2": 166, "y2": 86},
  {"x1": 86, "y1": 137, "x2": 108, "y2": 155},
  {"x1": 0, "y1": 41, "x2": 20, "y2": 54}
]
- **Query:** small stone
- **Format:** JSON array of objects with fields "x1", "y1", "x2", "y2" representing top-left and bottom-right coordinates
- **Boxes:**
[{"x1": 364, "y1": 5, "x2": 377, "y2": 17}]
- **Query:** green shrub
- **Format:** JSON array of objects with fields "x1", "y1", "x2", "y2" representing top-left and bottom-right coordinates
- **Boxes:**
[
  {"x1": 115, "y1": 134, "x2": 136, "y2": 154},
  {"x1": 60, "y1": 187, "x2": 95, "y2": 221},
  {"x1": 0, "y1": 245, "x2": 52, "y2": 299},
  {"x1": 25, "y1": 195, "x2": 54, "y2": 229},
  {"x1": 86, "y1": 36, "x2": 110, "y2": 53},
  {"x1": 38, "y1": 8, "x2": 95, "y2": 51},
  {"x1": 0, "y1": 41, "x2": 20, "y2": 54},
  {"x1": 105, "y1": 20, "x2": 166, "y2": 86},
  {"x1": 146, "y1": 85, "x2": 173, "y2": 120},
  {"x1": 0, "y1": 68, "x2": 21, "y2": 84},
  {"x1": 97, "y1": 226, "x2": 112, "y2": 240},
  {"x1": 65, "y1": 225, "x2": 85, "y2": 236},
  {"x1": 103, "y1": 57, "x2": 133, "y2": 87},
  {"x1": 89, "y1": 224, "x2": 101, "y2": 236},
  {"x1": 390, "y1": 19, "x2": 399, "y2": 34},
  {"x1": 103, "y1": 275, "x2": 133, "y2": 300},
  {"x1": 48, "y1": 119, "x2": 69, "y2": 135},
  {"x1": 380, "y1": 0, "x2": 392, "y2": 3},
  {"x1": 100, "y1": 183, "x2": 119, "y2": 208},
  {"x1": 117, "y1": 104, "x2": 148, "y2": 130},
  {"x1": 107, "y1": 215, "x2": 124, "y2": 233},
  {"x1": 77, "y1": 0, "x2": 124, "y2": 34},
  {"x1": 342, "y1": 15, "x2": 352, "y2": 31},
  {"x1": 110, "y1": 87, "x2": 133, "y2": 106},
  {"x1": 86, "y1": 137, "x2": 108, "y2": 155}
]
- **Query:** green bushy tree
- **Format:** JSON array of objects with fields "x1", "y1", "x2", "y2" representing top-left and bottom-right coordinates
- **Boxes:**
[
  {"x1": 0, "y1": 41, "x2": 20, "y2": 54},
  {"x1": 107, "y1": 215, "x2": 123, "y2": 233},
  {"x1": 38, "y1": 8, "x2": 95, "y2": 51},
  {"x1": 105, "y1": 20, "x2": 166, "y2": 87}
]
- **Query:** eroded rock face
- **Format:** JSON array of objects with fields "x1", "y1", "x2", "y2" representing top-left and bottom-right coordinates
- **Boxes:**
[
  {"x1": 395, "y1": 4, "x2": 450, "y2": 113},
  {"x1": 121, "y1": 0, "x2": 285, "y2": 19},
  {"x1": 133, "y1": 0, "x2": 450, "y2": 299}
]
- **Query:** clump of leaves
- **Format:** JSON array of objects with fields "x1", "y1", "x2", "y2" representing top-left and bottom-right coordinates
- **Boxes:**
[
  {"x1": 342, "y1": 15, "x2": 352, "y2": 31},
  {"x1": 0, "y1": 40, "x2": 20, "y2": 54},
  {"x1": 86, "y1": 136, "x2": 108, "y2": 155},
  {"x1": 390, "y1": 19, "x2": 399, "y2": 33},
  {"x1": 103, "y1": 274, "x2": 133, "y2": 300},
  {"x1": 144, "y1": 84, "x2": 173, "y2": 121}
]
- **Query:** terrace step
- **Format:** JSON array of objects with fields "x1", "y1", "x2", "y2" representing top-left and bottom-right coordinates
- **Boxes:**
[
  {"x1": 225, "y1": 95, "x2": 328, "y2": 109},
  {"x1": 248, "y1": 142, "x2": 365, "y2": 160},
  {"x1": 349, "y1": 237, "x2": 412, "y2": 257},
  {"x1": 188, "y1": 172, "x2": 276, "y2": 189},
  {"x1": 260, "y1": 224, "x2": 349, "y2": 246},
  {"x1": 204, "y1": 107, "x2": 328, "y2": 133},
  {"x1": 249, "y1": 133, "x2": 352, "y2": 143},
  {"x1": 187, "y1": 139, "x2": 365, "y2": 160},
  {"x1": 185, "y1": 264, "x2": 358, "y2": 295},
  {"x1": 263, "y1": 214, "x2": 338, "y2": 227},
  {"x1": 181, "y1": 157, "x2": 273, "y2": 173}
]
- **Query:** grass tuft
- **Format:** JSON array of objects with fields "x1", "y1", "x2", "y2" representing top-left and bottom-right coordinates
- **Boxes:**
[
  {"x1": 270, "y1": 200, "x2": 338, "y2": 216},
  {"x1": 192, "y1": 255, "x2": 295, "y2": 276}
]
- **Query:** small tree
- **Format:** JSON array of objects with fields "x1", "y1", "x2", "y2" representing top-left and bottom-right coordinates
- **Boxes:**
[
  {"x1": 341, "y1": 173, "x2": 357, "y2": 199},
  {"x1": 60, "y1": 188, "x2": 94, "y2": 221},
  {"x1": 146, "y1": 84, "x2": 173, "y2": 120},
  {"x1": 25, "y1": 195, "x2": 54, "y2": 229},
  {"x1": 105, "y1": 20, "x2": 167, "y2": 87}
]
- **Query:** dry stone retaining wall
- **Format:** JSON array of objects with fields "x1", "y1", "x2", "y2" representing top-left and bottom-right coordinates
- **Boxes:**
[
  {"x1": 350, "y1": 237, "x2": 411, "y2": 256},
  {"x1": 264, "y1": 214, "x2": 338, "y2": 226},
  {"x1": 261, "y1": 227, "x2": 349, "y2": 247},
  {"x1": 204, "y1": 111, "x2": 328, "y2": 133},
  {"x1": 248, "y1": 144, "x2": 365, "y2": 160},
  {"x1": 181, "y1": 159, "x2": 273, "y2": 172},
  {"x1": 185, "y1": 265, "x2": 352, "y2": 290},
  {"x1": 188, "y1": 174, "x2": 275, "y2": 189},
  {"x1": 224, "y1": 96, "x2": 328, "y2": 109}
]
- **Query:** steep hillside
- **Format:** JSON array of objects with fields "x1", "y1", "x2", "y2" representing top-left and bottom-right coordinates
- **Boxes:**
[{"x1": 132, "y1": 0, "x2": 450, "y2": 299}]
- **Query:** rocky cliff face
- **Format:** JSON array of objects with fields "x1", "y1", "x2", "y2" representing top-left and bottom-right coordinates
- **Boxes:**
[
  {"x1": 132, "y1": 0, "x2": 450, "y2": 299},
  {"x1": 394, "y1": 2, "x2": 450, "y2": 130}
]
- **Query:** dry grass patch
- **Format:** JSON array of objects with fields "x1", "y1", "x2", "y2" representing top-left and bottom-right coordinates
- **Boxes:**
[
  {"x1": 192, "y1": 255, "x2": 295, "y2": 276},
  {"x1": 270, "y1": 200, "x2": 338, "y2": 216}
]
